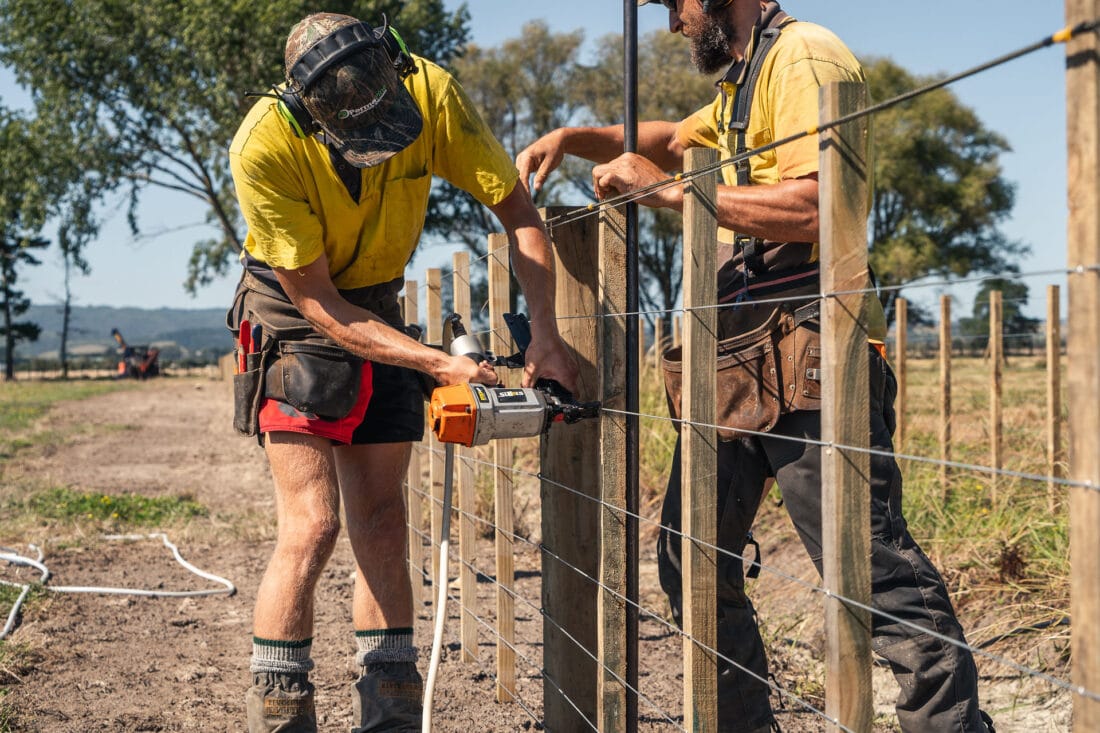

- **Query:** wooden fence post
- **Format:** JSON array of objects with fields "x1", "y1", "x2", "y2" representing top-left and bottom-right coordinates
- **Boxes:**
[
  {"x1": 895, "y1": 297, "x2": 908, "y2": 452},
  {"x1": 819, "y1": 81, "x2": 873, "y2": 733},
  {"x1": 1047, "y1": 284, "x2": 1063, "y2": 512},
  {"x1": 990, "y1": 290, "x2": 1003, "y2": 504},
  {"x1": 940, "y1": 295, "x2": 953, "y2": 499},
  {"x1": 541, "y1": 207, "x2": 601, "y2": 731},
  {"x1": 680, "y1": 146, "x2": 719, "y2": 733},
  {"x1": 673, "y1": 314, "x2": 682, "y2": 348},
  {"x1": 404, "y1": 280, "x2": 423, "y2": 608},
  {"x1": 597, "y1": 206, "x2": 628, "y2": 731},
  {"x1": 452, "y1": 251, "x2": 478, "y2": 663},
  {"x1": 487, "y1": 233, "x2": 517, "y2": 702},
  {"x1": 426, "y1": 268, "x2": 444, "y2": 592},
  {"x1": 1065, "y1": 2, "x2": 1100, "y2": 726},
  {"x1": 653, "y1": 315, "x2": 665, "y2": 389}
]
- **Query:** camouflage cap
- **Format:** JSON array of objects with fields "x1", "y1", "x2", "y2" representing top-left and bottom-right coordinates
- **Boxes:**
[{"x1": 285, "y1": 12, "x2": 423, "y2": 168}]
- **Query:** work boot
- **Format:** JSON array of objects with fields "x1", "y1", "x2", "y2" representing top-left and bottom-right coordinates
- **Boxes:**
[
  {"x1": 246, "y1": 671, "x2": 317, "y2": 733},
  {"x1": 351, "y1": 661, "x2": 423, "y2": 732}
]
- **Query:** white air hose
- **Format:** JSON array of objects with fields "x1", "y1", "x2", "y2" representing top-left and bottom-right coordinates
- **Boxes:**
[
  {"x1": 423, "y1": 442, "x2": 455, "y2": 733},
  {"x1": 0, "y1": 532, "x2": 236, "y2": 640}
]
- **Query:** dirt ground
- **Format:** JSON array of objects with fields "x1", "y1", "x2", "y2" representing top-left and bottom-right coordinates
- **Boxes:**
[{"x1": 0, "y1": 376, "x2": 1074, "y2": 731}]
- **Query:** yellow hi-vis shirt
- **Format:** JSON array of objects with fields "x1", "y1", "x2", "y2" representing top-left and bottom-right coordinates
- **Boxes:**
[
  {"x1": 675, "y1": 18, "x2": 887, "y2": 342},
  {"x1": 229, "y1": 55, "x2": 519, "y2": 290}
]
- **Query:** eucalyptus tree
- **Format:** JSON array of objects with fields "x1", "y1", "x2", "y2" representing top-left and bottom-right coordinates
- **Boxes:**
[
  {"x1": 866, "y1": 57, "x2": 1026, "y2": 325},
  {"x1": 0, "y1": 110, "x2": 49, "y2": 379},
  {"x1": 0, "y1": 0, "x2": 470, "y2": 293}
]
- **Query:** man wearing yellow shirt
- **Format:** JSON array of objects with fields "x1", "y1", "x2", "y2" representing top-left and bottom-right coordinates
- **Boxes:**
[
  {"x1": 228, "y1": 12, "x2": 576, "y2": 732},
  {"x1": 518, "y1": 1, "x2": 990, "y2": 731}
]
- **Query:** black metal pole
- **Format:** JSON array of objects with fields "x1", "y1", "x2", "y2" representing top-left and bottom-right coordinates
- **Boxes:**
[{"x1": 623, "y1": 1, "x2": 640, "y2": 730}]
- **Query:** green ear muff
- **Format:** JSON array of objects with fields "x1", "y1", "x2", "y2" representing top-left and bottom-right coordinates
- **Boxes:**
[{"x1": 276, "y1": 93, "x2": 313, "y2": 139}]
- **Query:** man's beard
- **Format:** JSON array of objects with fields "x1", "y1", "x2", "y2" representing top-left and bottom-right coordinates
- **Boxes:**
[{"x1": 690, "y1": 12, "x2": 735, "y2": 74}]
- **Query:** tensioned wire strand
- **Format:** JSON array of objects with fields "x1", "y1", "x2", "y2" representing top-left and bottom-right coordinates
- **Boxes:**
[
  {"x1": 410, "y1": 24, "x2": 1100, "y2": 342},
  {"x1": 414, "y1": 447, "x2": 1099, "y2": 704},
  {"x1": 422, "y1": 561, "x2": 599, "y2": 731},
  {"x1": 408, "y1": 484, "x2": 835, "y2": 728},
  {"x1": 446, "y1": 261, "x2": 1099, "y2": 351},
  {"x1": 408, "y1": 472, "x2": 855, "y2": 729},
  {"x1": 550, "y1": 264, "x2": 1100, "y2": 324}
]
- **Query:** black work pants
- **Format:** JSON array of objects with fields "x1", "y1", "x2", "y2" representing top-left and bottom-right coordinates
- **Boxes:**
[{"x1": 657, "y1": 348, "x2": 984, "y2": 732}]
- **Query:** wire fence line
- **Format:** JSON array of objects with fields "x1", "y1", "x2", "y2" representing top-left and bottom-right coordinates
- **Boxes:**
[
  {"x1": 395, "y1": 16, "x2": 1099, "y2": 733},
  {"x1": 413, "y1": 438, "x2": 1094, "y2": 707},
  {"x1": 408, "y1": 476, "x2": 846, "y2": 731}
]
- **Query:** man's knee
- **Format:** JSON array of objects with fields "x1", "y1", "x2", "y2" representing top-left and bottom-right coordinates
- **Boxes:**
[{"x1": 278, "y1": 511, "x2": 342, "y2": 561}]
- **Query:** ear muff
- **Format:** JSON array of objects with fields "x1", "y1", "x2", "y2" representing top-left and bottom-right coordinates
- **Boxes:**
[
  {"x1": 275, "y1": 87, "x2": 317, "y2": 139},
  {"x1": 271, "y1": 17, "x2": 418, "y2": 139},
  {"x1": 382, "y1": 25, "x2": 417, "y2": 79}
]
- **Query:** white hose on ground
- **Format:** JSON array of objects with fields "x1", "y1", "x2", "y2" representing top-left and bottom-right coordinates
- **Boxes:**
[
  {"x1": 0, "y1": 532, "x2": 236, "y2": 640},
  {"x1": 0, "y1": 545, "x2": 47, "y2": 640},
  {"x1": 423, "y1": 442, "x2": 455, "y2": 733}
]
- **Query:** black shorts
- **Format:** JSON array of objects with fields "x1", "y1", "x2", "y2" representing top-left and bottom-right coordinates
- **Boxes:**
[{"x1": 350, "y1": 361, "x2": 425, "y2": 444}]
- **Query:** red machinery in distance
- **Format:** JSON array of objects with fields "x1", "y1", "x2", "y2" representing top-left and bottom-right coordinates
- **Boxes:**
[{"x1": 110, "y1": 328, "x2": 160, "y2": 379}]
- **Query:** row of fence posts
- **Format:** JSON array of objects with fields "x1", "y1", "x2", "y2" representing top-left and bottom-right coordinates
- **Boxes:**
[
  {"x1": 642, "y1": 281, "x2": 1068, "y2": 512},
  {"x1": 398, "y1": 56, "x2": 1099, "y2": 731}
]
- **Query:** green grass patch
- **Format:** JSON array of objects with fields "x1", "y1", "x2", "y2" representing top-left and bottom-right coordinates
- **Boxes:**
[
  {"x1": 13, "y1": 487, "x2": 207, "y2": 528},
  {"x1": 0, "y1": 380, "x2": 133, "y2": 459}
]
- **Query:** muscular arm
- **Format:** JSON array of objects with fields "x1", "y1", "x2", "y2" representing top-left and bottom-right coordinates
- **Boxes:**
[
  {"x1": 516, "y1": 121, "x2": 684, "y2": 195},
  {"x1": 591, "y1": 151, "x2": 820, "y2": 243},
  {"x1": 273, "y1": 256, "x2": 497, "y2": 387}
]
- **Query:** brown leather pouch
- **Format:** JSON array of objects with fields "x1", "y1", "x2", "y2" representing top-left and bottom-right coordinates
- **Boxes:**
[
  {"x1": 662, "y1": 301, "x2": 821, "y2": 440},
  {"x1": 777, "y1": 315, "x2": 821, "y2": 412}
]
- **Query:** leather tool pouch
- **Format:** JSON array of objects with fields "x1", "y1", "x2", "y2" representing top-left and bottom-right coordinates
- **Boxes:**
[
  {"x1": 227, "y1": 285, "x2": 271, "y2": 438},
  {"x1": 226, "y1": 274, "x2": 364, "y2": 434},
  {"x1": 263, "y1": 338, "x2": 363, "y2": 421},
  {"x1": 232, "y1": 351, "x2": 267, "y2": 437},
  {"x1": 662, "y1": 300, "x2": 821, "y2": 441}
]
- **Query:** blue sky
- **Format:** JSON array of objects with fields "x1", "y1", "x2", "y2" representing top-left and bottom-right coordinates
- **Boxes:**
[{"x1": 7, "y1": 1, "x2": 1069, "y2": 320}]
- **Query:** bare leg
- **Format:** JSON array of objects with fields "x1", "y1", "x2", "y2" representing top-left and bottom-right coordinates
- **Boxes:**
[
  {"x1": 335, "y1": 441, "x2": 414, "y2": 629},
  {"x1": 254, "y1": 432, "x2": 343, "y2": 639}
]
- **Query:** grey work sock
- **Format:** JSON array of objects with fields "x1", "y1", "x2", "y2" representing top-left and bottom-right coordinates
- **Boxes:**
[
  {"x1": 354, "y1": 627, "x2": 418, "y2": 666},
  {"x1": 251, "y1": 636, "x2": 315, "y2": 675}
]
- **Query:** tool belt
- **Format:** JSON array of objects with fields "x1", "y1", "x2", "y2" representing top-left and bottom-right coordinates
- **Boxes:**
[
  {"x1": 662, "y1": 276, "x2": 821, "y2": 441},
  {"x1": 225, "y1": 271, "x2": 403, "y2": 437}
]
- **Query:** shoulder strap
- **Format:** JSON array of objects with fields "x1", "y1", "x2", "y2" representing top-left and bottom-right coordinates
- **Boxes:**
[{"x1": 730, "y1": 6, "x2": 791, "y2": 186}]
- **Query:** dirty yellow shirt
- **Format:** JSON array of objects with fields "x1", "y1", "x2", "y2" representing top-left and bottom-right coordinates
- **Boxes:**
[
  {"x1": 676, "y1": 18, "x2": 886, "y2": 341},
  {"x1": 229, "y1": 55, "x2": 518, "y2": 289}
]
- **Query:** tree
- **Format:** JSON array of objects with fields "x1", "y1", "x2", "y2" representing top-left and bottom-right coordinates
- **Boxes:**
[
  {"x1": 866, "y1": 58, "x2": 1027, "y2": 325},
  {"x1": 0, "y1": 0, "x2": 471, "y2": 294},
  {"x1": 0, "y1": 109, "x2": 51, "y2": 379},
  {"x1": 0, "y1": 233, "x2": 47, "y2": 380},
  {"x1": 957, "y1": 278, "x2": 1040, "y2": 357},
  {"x1": 444, "y1": 21, "x2": 587, "y2": 250},
  {"x1": 443, "y1": 21, "x2": 588, "y2": 318}
]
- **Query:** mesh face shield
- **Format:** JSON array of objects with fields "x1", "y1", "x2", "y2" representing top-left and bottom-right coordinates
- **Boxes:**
[{"x1": 300, "y1": 49, "x2": 423, "y2": 168}]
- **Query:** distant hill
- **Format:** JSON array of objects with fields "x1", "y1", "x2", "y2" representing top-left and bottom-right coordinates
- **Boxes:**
[{"x1": 15, "y1": 304, "x2": 232, "y2": 360}]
